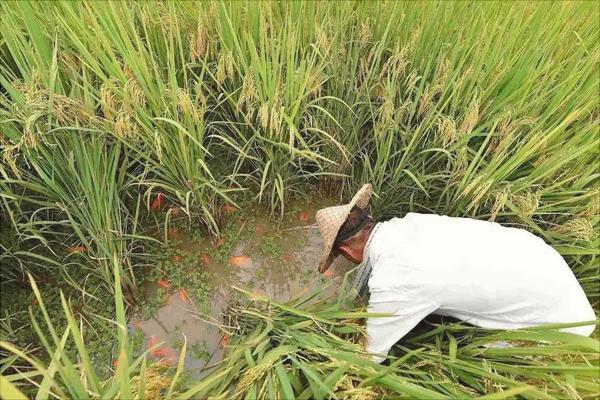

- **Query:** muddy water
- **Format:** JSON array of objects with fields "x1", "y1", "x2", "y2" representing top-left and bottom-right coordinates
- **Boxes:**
[{"x1": 130, "y1": 200, "x2": 353, "y2": 376}]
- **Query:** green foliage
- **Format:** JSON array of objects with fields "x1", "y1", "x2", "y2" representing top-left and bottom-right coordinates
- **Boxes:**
[
  {"x1": 0, "y1": 262, "x2": 140, "y2": 399},
  {"x1": 130, "y1": 327, "x2": 145, "y2": 356},
  {"x1": 184, "y1": 287, "x2": 600, "y2": 399},
  {"x1": 135, "y1": 237, "x2": 213, "y2": 317},
  {"x1": 190, "y1": 340, "x2": 210, "y2": 362},
  {"x1": 170, "y1": 329, "x2": 184, "y2": 351},
  {"x1": 135, "y1": 287, "x2": 168, "y2": 321},
  {"x1": 2, "y1": 0, "x2": 598, "y2": 291},
  {"x1": 0, "y1": 271, "x2": 186, "y2": 400},
  {"x1": 0, "y1": 0, "x2": 599, "y2": 398},
  {"x1": 260, "y1": 235, "x2": 283, "y2": 259},
  {"x1": 0, "y1": 272, "x2": 118, "y2": 378}
]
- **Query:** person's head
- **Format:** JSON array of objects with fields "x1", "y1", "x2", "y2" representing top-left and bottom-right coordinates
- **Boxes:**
[
  {"x1": 315, "y1": 183, "x2": 374, "y2": 273},
  {"x1": 331, "y1": 206, "x2": 374, "y2": 264}
]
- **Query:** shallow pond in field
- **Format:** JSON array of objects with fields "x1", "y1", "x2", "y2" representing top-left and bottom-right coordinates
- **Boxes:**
[{"x1": 130, "y1": 199, "x2": 353, "y2": 376}]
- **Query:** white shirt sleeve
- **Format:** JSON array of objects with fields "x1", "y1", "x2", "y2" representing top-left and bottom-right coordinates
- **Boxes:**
[{"x1": 366, "y1": 288, "x2": 437, "y2": 363}]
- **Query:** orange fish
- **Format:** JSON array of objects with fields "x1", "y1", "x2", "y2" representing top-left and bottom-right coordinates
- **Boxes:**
[
  {"x1": 152, "y1": 347, "x2": 172, "y2": 358},
  {"x1": 255, "y1": 224, "x2": 267, "y2": 235},
  {"x1": 148, "y1": 336, "x2": 163, "y2": 355},
  {"x1": 323, "y1": 268, "x2": 335, "y2": 277},
  {"x1": 222, "y1": 204, "x2": 237, "y2": 214},
  {"x1": 157, "y1": 279, "x2": 171, "y2": 289},
  {"x1": 169, "y1": 207, "x2": 183, "y2": 217},
  {"x1": 298, "y1": 211, "x2": 310, "y2": 222},
  {"x1": 147, "y1": 336, "x2": 173, "y2": 360},
  {"x1": 67, "y1": 245, "x2": 87, "y2": 254},
  {"x1": 200, "y1": 253, "x2": 212, "y2": 265},
  {"x1": 230, "y1": 255, "x2": 253, "y2": 268},
  {"x1": 212, "y1": 238, "x2": 226, "y2": 249},
  {"x1": 220, "y1": 334, "x2": 229, "y2": 348},
  {"x1": 171, "y1": 255, "x2": 182, "y2": 263},
  {"x1": 178, "y1": 288, "x2": 192, "y2": 303},
  {"x1": 150, "y1": 193, "x2": 165, "y2": 211}
]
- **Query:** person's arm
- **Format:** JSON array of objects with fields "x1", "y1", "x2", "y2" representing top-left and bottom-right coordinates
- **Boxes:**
[{"x1": 366, "y1": 288, "x2": 437, "y2": 363}]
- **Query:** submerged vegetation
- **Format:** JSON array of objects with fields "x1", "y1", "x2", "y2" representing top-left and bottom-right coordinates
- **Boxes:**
[
  {"x1": 0, "y1": 0, "x2": 598, "y2": 398},
  {"x1": 194, "y1": 288, "x2": 600, "y2": 399}
]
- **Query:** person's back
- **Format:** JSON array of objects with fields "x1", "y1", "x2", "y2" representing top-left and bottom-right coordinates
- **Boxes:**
[
  {"x1": 315, "y1": 185, "x2": 596, "y2": 363},
  {"x1": 365, "y1": 213, "x2": 596, "y2": 361}
]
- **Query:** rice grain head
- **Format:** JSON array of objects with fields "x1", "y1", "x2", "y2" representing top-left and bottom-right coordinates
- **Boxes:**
[
  {"x1": 154, "y1": 129, "x2": 163, "y2": 162},
  {"x1": 405, "y1": 70, "x2": 419, "y2": 95},
  {"x1": 462, "y1": 175, "x2": 494, "y2": 211},
  {"x1": 114, "y1": 113, "x2": 134, "y2": 139},
  {"x1": 433, "y1": 56, "x2": 450, "y2": 92},
  {"x1": 511, "y1": 190, "x2": 541, "y2": 217},
  {"x1": 259, "y1": 102, "x2": 269, "y2": 129},
  {"x1": 50, "y1": 94, "x2": 94, "y2": 126},
  {"x1": 489, "y1": 185, "x2": 510, "y2": 221},
  {"x1": 336, "y1": 376, "x2": 380, "y2": 400},
  {"x1": 315, "y1": 25, "x2": 331, "y2": 54},
  {"x1": 397, "y1": 100, "x2": 413, "y2": 125},
  {"x1": 124, "y1": 64, "x2": 135, "y2": 80},
  {"x1": 124, "y1": 78, "x2": 145, "y2": 111},
  {"x1": 130, "y1": 364, "x2": 172, "y2": 400},
  {"x1": 490, "y1": 110, "x2": 514, "y2": 154},
  {"x1": 384, "y1": 44, "x2": 408, "y2": 78},
  {"x1": 551, "y1": 218, "x2": 595, "y2": 241},
  {"x1": 60, "y1": 52, "x2": 80, "y2": 78},
  {"x1": 417, "y1": 86, "x2": 434, "y2": 118},
  {"x1": 1, "y1": 140, "x2": 20, "y2": 178},
  {"x1": 100, "y1": 78, "x2": 120, "y2": 120},
  {"x1": 237, "y1": 69, "x2": 258, "y2": 115},
  {"x1": 190, "y1": 19, "x2": 209, "y2": 61},
  {"x1": 580, "y1": 190, "x2": 600, "y2": 218},
  {"x1": 358, "y1": 20, "x2": 373, "y2": 45},
  {"x1": 492, "y1": 113, "x2": 537, "y2": 155},
  {"x1": 176, "y1": 88, "x2": 196, "y2": 119},
  {"x1": 460, "y1": 96, "x2": 480, "y2": 134},
  {"x1": 407, "y1": 26, "x2": 422, "y2": 52},
  {"x1": 308, "y1": 70, "x2": 325, "y2": 97},
  {"x1": 270, "y1": 95, "x2": 283, "y2": 136},
  {"x1": 456, "y1": 67, "x2": 473, "y2": 92},
  {"x1": 234, "y1": 363, "x2": 271, "y2": 399},
  {"x1": 14, "y1": 78, "x2": 93, "y2": 127},
  {"x1": 194, "y1": 81, "x2": 207, "y2": 121},
  {"x1": 216, "y1": 51, "x2": 234, "y2": 84},
  {"x1": 359, "y1": 51, "x2": 374, "y2": 78},
  {"x1": 378, "y1": 94, "x2": 395, "y2": 130},
  {"x1": 437, "y1": 115, "x2": 457, "y2": 147}
]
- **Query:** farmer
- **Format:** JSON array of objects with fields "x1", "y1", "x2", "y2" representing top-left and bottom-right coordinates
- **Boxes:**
[{"x1": 315, "y1": 184, "x2": 597, "y2": 363}]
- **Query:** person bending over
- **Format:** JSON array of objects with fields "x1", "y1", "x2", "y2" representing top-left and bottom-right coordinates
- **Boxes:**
[{"x1": 315, "y1": 184, "x2": 596, "y2": 362}]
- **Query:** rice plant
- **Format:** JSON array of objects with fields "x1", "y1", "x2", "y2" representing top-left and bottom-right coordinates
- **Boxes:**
[
  {"x1": 188, "y1": 287, "x2": 599, "y2": 399},
  {"x1": 0, "y1": 0, "x2": 598, "y2": 397},
  {"x1": 2, "y1": 282, "x2": 598, "y2": 399},
  {"x1": 0, "y1": 77, "x2": 140, "y2": 296},
  {"x1": 0, "y1": 258, "x2": 185, "y2": 399}
]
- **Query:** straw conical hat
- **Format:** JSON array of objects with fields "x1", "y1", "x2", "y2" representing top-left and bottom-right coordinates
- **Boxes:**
[{"x1": 315, "y1": 184, "x2": 373, "y2": 273}]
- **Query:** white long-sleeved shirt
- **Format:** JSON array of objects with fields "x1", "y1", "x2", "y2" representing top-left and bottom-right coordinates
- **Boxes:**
[{"x1": 364, "y1": 213, "x2": 597, "y2": 362}]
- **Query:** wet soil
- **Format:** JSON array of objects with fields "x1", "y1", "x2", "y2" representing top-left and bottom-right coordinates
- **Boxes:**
[{"x1": 130, "y1": 199, "x2": 353, "y2": 376}]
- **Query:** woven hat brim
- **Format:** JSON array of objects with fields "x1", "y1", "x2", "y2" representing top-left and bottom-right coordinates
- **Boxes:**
[{"x1": 317, "y1": 184, "x2": 373, "y2": 273}]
